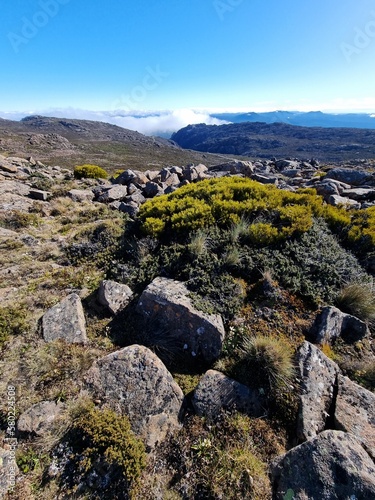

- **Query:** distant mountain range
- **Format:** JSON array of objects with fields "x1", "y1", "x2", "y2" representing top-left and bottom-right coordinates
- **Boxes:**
[
  {"x1": 210, "y1": 111, "x2": 375, "y2": 130},
  {"x1": 2, "y1": 114, "x2": 375, "y2": 167},
  {"x1": 1, "y1": 110, "x2": 375, "y2": 137},
  {"x1": 171, "y1": 121, "x2": 375, "y2": 162}
]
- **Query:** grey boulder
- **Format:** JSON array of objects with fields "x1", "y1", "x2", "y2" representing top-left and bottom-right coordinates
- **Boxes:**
[
  {"x1": 84, "y1": 344, "x2": 184, "y2": 449},
  {"x1": 42, "y1": 293, "x2": 87, "y2": 344},
  {"x1": 137, "y1": 277, "x2": 225, "y2": 363},
  {"x1": 325, "y1": 167, "x2": 372, "y2": 186},
  {"x1": 296, "y1": 341, "x2": 339, "y2": 441},
  {"x1": 17, "y1": 401, "x2": 65, "y2": 437},
  {"x1": 310, "y1": 306, "x2": 370, "y2": 344},
  {"x1": 192, "y1": 369, "x2": 265, "y2": 419},
  {"x1": 271, "y1": 430, "x2": 375, "y2": 500},
  {"x1": 335, "y1": 375, "x2": 375, "y2": 460},
  {"x1": 97, "y1": 279, "x2": 133, "y2": 314}
]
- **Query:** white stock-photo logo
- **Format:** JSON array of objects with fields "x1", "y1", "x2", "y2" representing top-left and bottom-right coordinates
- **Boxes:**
[
  {"x1": 213, "y1": 0, "x2": 245, "y2": 21},
  {"x1": 112, "y1": 65, "x2": 169, "y2": 111},
  {"x1": 341, "y1": 11, "x2": 375, "y2": 62},
  {"x1": 8, "y1": 0, "x2": 71, "y2": 54}
]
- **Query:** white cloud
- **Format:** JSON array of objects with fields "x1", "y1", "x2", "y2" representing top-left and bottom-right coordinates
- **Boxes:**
[
  {"x1": 0, "y1": 108, "x2": 228, "y2": 136},
  {"x1": 108, "y1": 109, "x2": 228, "y2": 135}
]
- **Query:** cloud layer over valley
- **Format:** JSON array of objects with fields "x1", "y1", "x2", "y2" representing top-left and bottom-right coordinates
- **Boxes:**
[{"x1": 0, "y1": 109, "x2": 229, "y2": 137}]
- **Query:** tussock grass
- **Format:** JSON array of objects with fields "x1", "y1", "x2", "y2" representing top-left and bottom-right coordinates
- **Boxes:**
[
  {"x1": 238, "y1": 335, "x2": 295, "y2": 391},
  {"x1": 188, "y1": 229, "x2": 211, "y2": 257},
  {"x1": 229, "y1": 216, "x2": 250, "y2": 243},
  {"x1": 335, "y1": 281, "x2": 375, "y2": 323}
]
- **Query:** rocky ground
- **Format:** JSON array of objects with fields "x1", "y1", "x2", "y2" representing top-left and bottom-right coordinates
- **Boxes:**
[{"x1": 0, "y1": 152, "x2": 374, "y2": 499}]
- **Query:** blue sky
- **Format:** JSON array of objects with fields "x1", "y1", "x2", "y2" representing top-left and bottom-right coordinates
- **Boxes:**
[{"x1": 1, "y1": 0, "x2": 375, "y2": 123}]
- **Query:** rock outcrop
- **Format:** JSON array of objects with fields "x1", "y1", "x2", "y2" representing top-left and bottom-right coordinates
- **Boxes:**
[
  {"x1": 136, "y1": 277, "x2": 225, "y2": 363},
  {"x1": 335, "y1": 375, "x2": 375, "y2": 460},
  {"x1": 310, "y1": 306, "x2": 370, "y2": 344},
  {"x1": 2, "y1": 153, "x2": 375, "y2": 226},
  {"x1": 84, "y1": 344, "x2": 184, "y2": 449}
]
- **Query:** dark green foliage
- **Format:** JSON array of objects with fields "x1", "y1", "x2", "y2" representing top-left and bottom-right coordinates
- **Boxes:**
[
  {"x1": 16, "y1": 447, "x2": 48, "y2": 474},
  {"x1": 248, "y1": 219, "x2": 368, "y2": 304},
  {"x1": 67, "y1": 220, "x2": 125, "y2": 269}
]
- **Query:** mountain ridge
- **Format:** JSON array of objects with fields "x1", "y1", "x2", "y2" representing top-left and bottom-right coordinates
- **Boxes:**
[
  {"x1": 0, "y1": 115, "x2": 245, "y2": 172},
  {"x1": 211, "y1": 110, "x2": 375, "y2": 129},
  {"x1": 171, "y1": 121, "x2": 375, "y2": 162}
]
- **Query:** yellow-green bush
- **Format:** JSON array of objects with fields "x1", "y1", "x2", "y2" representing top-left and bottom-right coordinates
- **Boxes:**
[
  {"x1": 73, "y1": 405, "x2": 146, "y2": 485},
  {"x1": 74, "y1": 164, "x2": 108, "y2": 180},
  {"x1": 139, "y1": 176, "x2": 375, "y2": 252},
  {"x1": 0, "y1": 304, "x2": 30, "y2": 348},
  {"x1": 248, "y1": 222, "x2": 280, "y2": 245},
  {"x1": 347, "y1": 206, "x2": 375, "y2": 248},
  {"x1": 139, "y1": 177, "x2": 356, "y2": 244}
]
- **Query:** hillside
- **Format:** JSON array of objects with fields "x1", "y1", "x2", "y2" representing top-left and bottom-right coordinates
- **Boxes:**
[
  {"x1": 0, "y1": 116, "x2": 246, "y2": 173},
  {"x1": 211, "y1": 111, "x2": 375, "y2": 129},
  {"x1": 171, "y1": 121, "x2": 375, "y2": 162},
  {"x1": 0, "y1": 152, "x2": 374, "y2": 499}
]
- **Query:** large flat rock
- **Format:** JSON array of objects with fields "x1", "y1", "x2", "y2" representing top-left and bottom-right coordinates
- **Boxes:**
[
  {"x1": 296, "y1": 341, "x2": 340, "y2": 441},
  {"x1": 84, "y1": 344, "x2": 184, "y2": 449},
  {"x1": 335, "y1": 375, "x2": 375, "y2": 460},
  {"x1": 271, "y1": 430, "x2": 375, "y2": 500},
  {"x1": 42, "y1": 293, "x2": 87, "y2": 344},
  {"x1": 192, "y1": 369, "x2": 265, "y2": 419},
  {"x1": 137, "y1": 277, "x2": 225, "y2": 363}
]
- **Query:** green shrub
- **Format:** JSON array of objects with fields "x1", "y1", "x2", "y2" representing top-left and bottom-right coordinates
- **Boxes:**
[
  {"x1": 248, "y1": 222, "x2": 280, "y2": 245},
  {"x1": 235, "y1": 335, "x2": 295, "y2": 391},
  {"x1": 16, "y1": 447, "x2": 48, "y2": 473},
  {"x1": 347, "y1": 206, "x2": 375, "y2": 251},
  {"x1": 138, "y1": 177, "x2": 357, "y2": 245},
  {"x1": 72, "y1": 405, "x2": 146, "y2": 486},
  {"x1": 250, "y1": 219, "x2": 369, "y2": 304},
  {"x1": 0, "y1": 304, "x2": 30, "y2": 348},
  {"x1": 73, "y1": 164, "x2": 108, "y2": 180},
  {"x1": 67, "y1": 219, "x2": 125, "y2": 268},
  {"x1": 335, "y1": 282, "x2": 375, "y2": 322},
  {"x1": 1, "y1": 210, "x2": 40, "y2": 229}
]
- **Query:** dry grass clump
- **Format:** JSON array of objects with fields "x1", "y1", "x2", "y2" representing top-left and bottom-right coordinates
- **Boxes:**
[
  {"x1": 335, "y1": 281, "x2": 375, "y2": 323},
  {"x1": 229, "y1": 216, "x2": 250, "y2": 242},
  {"x1": 238, "y1": 335, "x2": 295, "y2": 391},
  {"x1": 188, "y1": 229, "x2": 211, "y2": 257}
]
